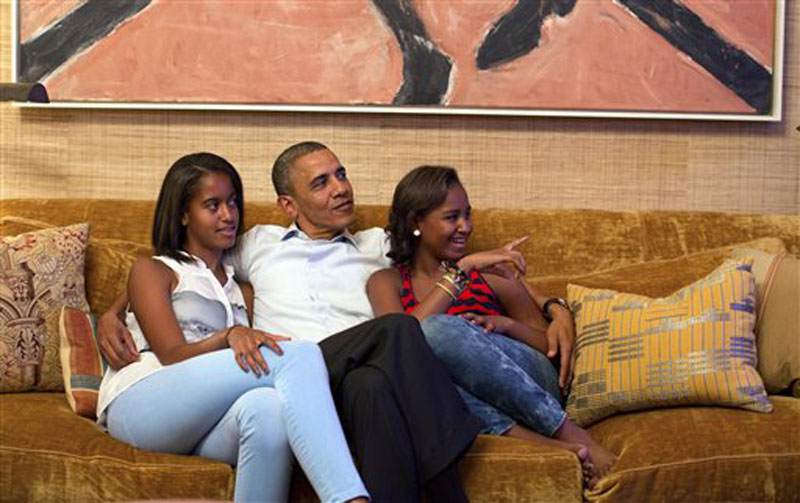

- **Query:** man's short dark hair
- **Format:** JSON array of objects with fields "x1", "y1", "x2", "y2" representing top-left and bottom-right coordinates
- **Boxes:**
[{"x1": 272, "y1": 141, "x2": 330, "y2": 196}]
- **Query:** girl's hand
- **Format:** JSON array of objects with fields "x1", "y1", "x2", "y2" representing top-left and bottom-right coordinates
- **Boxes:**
[
  {"x1": 461, "y1": 313, "x2": 517, "y2": 334},
  {"x1": 457, "y1": 236, "x2": 528, "y2": 278},
  {"x1": 97, "y1": 310, "x2": 139, "y2": 370},
  {"x1": 225, "y1": 326, "x2": 291, "y2": 376}
]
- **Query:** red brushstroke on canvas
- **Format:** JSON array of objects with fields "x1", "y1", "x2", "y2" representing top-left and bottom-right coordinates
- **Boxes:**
[
  {"x1": 681, "y1": 0, "x2": 775, "y2": 68},
  {"x1": 44, "y1": 1, "x2": 403, "y2": 104},
  {"x1": 420, "y1": 0, "x2": 754, "y2": 112},
  {"x1": 19, "y1": 0, "x2": 82, "y2": 42}
]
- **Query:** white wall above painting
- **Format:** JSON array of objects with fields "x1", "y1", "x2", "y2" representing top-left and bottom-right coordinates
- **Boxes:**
[{"x1": 13, "y1": 0, "x2": 785, "y2": 121}]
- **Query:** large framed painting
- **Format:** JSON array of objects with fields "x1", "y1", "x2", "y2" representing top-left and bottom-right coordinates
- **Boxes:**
[{"x1": 13, "y1": 0, "x2": 785, "y2": 120}]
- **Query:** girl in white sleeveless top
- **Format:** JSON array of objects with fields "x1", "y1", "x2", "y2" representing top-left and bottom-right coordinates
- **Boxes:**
[{"x1": 97, "y1": 153, "x2": 368, "y2": 503}]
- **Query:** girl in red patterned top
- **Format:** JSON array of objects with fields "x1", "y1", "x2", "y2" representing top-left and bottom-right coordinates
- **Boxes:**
[{"x1": 367, "y1": 166, "x2": 616, "y2": 485}]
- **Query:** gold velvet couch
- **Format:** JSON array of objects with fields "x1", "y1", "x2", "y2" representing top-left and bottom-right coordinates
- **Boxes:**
[{"x1": 2, "y1": 199, "x2": 799, "y2": 503}]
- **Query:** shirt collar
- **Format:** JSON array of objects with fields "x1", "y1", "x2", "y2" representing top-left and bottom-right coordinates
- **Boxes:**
[
  {"x1": 280, "y1": 222, "x2": 360, "y2": 249},
  {"x1": 180, "y1": 251, "x2": 236, "y2": 283}
]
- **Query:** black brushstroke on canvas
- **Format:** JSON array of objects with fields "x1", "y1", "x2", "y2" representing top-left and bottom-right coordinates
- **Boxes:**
[
  {"x1": 372, "y1": 0, "x2": 453, "y2": 105},
  {"x1": 476, "y1": 0, "x2": 576, "y2": 70},
  {"x1": 618, "y1": 0, "x2": 772, "y2": 113},
  {"x1": 18, "y1": 0, "x2": 152, "y2": 83}
]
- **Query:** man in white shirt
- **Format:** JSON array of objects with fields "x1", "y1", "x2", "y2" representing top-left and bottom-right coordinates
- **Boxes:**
[{"x1": 100, "y1": 142, "x2": 483, "y2": 503}]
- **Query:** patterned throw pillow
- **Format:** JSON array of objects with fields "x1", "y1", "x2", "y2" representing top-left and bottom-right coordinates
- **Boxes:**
[
  {"x1": 566, "y1": 259, "x2": 772, "y2": 427},
  {"x1": 59, "y1": 307, "x2": 106, "y2": 418},
  {"x1": 1, "y1": 223, "x2": 90, "y2": 392}
]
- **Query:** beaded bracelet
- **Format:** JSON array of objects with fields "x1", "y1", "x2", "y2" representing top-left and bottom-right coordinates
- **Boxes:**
[{"x1": 440, "y1": 260, "x2": 470, "y2": 293}]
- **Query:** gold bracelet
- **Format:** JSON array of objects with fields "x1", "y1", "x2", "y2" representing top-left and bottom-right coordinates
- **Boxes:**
[
  {"x1": 434, "y1": 281, "x2": 458, "y2": 301},
  {"x1": 441, "y1": 272, "x2": 458, "y2": 287},
  {"x1": 440, "y1": 261, "x2": 470, "y2": 292}
]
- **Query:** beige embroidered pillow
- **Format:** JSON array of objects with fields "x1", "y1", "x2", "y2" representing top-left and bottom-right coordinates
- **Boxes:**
[{"x1": 1, "y1": 223, "x2": 90, "y2": 392}]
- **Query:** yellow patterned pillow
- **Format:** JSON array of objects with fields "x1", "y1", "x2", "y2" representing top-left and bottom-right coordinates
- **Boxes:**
[{"x1": 566, "y1": 259, "x2": 772, "y2": 427}]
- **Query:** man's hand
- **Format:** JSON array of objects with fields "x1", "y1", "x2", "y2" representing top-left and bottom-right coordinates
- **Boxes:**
[
  {"x1": 97, "y1": 311, "x2": 139, "y2": 370},
  {"x1": 546, "y1": 305, "x2": 576, "y2": 391}
]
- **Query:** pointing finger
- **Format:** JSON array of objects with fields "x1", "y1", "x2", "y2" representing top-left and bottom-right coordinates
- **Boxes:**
[{"x1": 505, "y1": 236, "x2": 529, "y2": 251}]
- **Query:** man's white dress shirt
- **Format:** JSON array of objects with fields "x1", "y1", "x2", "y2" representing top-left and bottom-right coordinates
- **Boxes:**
[{"x1": 227, "y1": 223, "x2": 391, "y2": 343}]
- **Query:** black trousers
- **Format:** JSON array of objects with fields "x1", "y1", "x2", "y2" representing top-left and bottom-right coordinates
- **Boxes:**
[{"x1": 319, "y1": 313, "x2": 483, "y2": 502}]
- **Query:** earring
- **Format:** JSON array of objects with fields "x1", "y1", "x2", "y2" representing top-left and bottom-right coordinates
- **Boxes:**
[{"x1": 413, "y1": 229, "x2": 421, "y2": 237}]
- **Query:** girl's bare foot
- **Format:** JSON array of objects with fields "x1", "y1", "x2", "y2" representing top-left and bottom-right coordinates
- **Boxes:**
[
  {"x1": 505, "y1": 425, "x2": 599, "y2": 487},
  {"x1": 554, "y1": 420, "x2": 618, "y2": 480}
]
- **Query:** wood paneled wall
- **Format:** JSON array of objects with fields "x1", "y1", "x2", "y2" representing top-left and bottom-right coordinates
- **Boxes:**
[{"x1": 1, "y1": 0, "x2": 798, "y2": 214}]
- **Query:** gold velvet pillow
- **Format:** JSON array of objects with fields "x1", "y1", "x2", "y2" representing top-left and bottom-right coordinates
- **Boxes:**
[
  {"x1": 59, "y1": 307, "x2": 105, "y2": 418},
  {"x1": 0, "y1": 215, "x2": 53, "y2": 235},
  {"x1": 531, "y1": 236, "x2": 786, "y2": 299},
  {"x1": 566, "y1": 259, "x2": 772, "y2": 427},
  {"x1": 732, "y1": 249, "x2": 800, "y2": 395},
  {"x1": 1, "y1": 223, "x2": 91, "y2": 392},
  {"x1": 83, "y1": 239, "x2": 146, "y2": 315}
]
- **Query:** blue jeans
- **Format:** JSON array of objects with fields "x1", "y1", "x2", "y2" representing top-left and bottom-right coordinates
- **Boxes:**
[
  {"x1": 107, "y1": 341, "x2": 368, "y2": 503},
  {"x1": 421, "y1": 315, "x2": 566, "y2": 437}
]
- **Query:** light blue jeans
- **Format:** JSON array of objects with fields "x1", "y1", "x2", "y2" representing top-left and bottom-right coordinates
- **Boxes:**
[
  {"x1": 421, "y1": 315, "x2": 566, "y2": 437},
  {"x1": 107, "y1": 341, "x2": 368, "y2": 503}
]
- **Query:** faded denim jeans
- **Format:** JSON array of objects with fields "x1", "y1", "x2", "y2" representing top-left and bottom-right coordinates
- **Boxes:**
[
  {"x1": 106, "y1": 342, "x2": 368, "y2": 503},
  {"x1": 421, "y1": 314, "x2": 566, "y2": 437}
]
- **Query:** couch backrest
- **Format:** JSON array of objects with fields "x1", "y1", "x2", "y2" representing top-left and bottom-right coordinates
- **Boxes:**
[{"x1": 3, "y1": 199, "x2": 798, "y2": 313}]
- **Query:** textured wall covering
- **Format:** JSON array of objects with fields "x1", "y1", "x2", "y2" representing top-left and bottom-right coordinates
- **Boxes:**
[{"x1": 1, "y1": 0, "x2": 798, "y2": 214}]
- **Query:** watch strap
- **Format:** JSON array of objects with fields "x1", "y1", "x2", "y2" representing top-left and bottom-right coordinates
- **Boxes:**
[{"x1": 542, "y1": 297, "x2": 570, "y2": 322}]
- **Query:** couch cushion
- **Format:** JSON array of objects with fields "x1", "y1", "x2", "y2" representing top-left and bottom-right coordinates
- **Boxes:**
[
  {"x1": 0, "y1": 392, "x2": 234, "y2": 503},
  {"x1": 460, "y1": 435, "x2": 583, "y2": 503},
  {"x1": 587, "y1": 396, "x2": 800, "y2": 503},
  {"x1": 566, "y1": 259, "x2": 772, "y2": 427},
  {"x1": 83, "y1": 238, "x2": 150, "y2": 316},
  {"x1": 0, "y1": 215, "x2": 55, "y2": 236},
  {"x1": 531, "y1": 236, "x2": 786, "y2": 299},
  {"x1": 732, "y1": 249, "x2": 800, "y2": 396},
  {"x1": 0, "y1": 393, "x2": 586, "y2": 503},
  {"x1": 1, "y1": 224, "x2": 91, "y2": 392}
]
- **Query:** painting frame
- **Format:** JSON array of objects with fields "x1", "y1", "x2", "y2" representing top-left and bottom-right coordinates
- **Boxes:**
[{"x1": 12, "y1": 0, "x2": 786, "y2": 121}]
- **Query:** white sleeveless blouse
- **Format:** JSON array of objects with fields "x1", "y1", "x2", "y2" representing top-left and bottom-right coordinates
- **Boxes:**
[{"x1": 97, "y1": 254, "x2": 249, "y2": 426}]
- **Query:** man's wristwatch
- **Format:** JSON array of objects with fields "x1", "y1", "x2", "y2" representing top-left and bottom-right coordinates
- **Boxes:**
[{"x1": 542, "y1": 298, "x2": 570, "y2": 322}]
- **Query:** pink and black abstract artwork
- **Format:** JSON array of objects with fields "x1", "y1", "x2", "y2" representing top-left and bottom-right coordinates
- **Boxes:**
[{"x1": 15, "y1": 0, "x2": 782, "y2": 117}]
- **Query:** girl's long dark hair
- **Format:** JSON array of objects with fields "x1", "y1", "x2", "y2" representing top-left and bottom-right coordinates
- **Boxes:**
[
  {"x1": 152, "y1": 153, "x2": 244, "y2": 263},
  {"x1": 386, "y1": 165, "x2": 462, "y2": 265}
]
